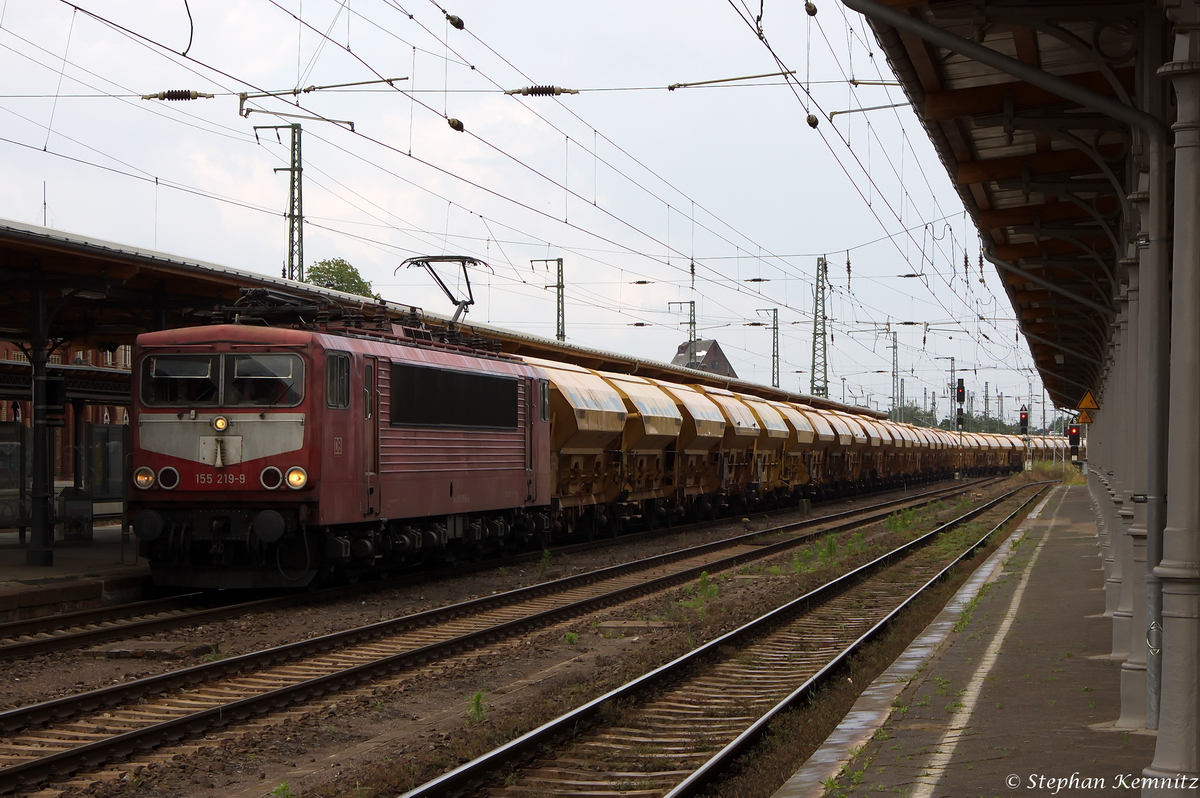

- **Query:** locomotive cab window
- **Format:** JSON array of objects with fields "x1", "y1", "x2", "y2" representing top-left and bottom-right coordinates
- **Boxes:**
[
  {"x1": 141, "y1": 355, "x2": 220, "y2": 406},
  {"x1": 327, "y1": 352, "x2": 350, "y2": 408},
  {"x1": 225, "y1": 354, "x2": 304, "y2": 407}
]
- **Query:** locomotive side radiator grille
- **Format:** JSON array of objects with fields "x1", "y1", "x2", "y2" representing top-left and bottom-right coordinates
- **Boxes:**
[{"x1": 379, "y1": 377, "x2": 528, "y2": 472}]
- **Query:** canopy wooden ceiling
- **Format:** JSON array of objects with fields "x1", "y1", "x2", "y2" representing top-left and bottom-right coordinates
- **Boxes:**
[{"x1": 853, "y1": 0, "x2": 1154, "y2": 408}]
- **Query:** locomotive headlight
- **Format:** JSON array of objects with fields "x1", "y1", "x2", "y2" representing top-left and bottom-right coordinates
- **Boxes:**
[
  {"x1": 212, "y1": 416, "x2": 229, "y2": 432},
  {"x1": 260, "y1": 466, "x2": 283, "y2": 490},
  {"x1": 285, "y1": 466, "x2": 308, "y2": 489},
  {"x1": 133, "y1": 467, "x2": 156, "y2": 489}
]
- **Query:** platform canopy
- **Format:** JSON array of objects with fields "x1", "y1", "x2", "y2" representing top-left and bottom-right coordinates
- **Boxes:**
[
  {"x1": 844, "y1": 0, "x2": 1156, "y2": 409},
  {"x1": 0, "y1": 218, "x2": 875, "y2": 416}
]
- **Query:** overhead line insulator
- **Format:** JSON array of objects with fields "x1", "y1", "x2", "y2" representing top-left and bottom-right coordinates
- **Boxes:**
[
  {"x1": 141, "y1": 90, "x2": 214, "y2": 101},
  {"x1": 504, "y1": 86, "x2": 580, "y2": 97}
]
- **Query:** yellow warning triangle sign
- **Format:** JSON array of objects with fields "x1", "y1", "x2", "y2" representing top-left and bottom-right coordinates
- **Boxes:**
[
  {"x1": 1077, "y1": 390, "x2": 1099, "y2": 410},
  {"x1": 1077, "y1": 409, "x2": 1094, "y2": 425}
]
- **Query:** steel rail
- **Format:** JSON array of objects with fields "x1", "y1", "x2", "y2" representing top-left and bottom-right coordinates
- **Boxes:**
[
  {"x1": 0, "y1": 478, "x2": 993, "y2": 661},
  {"x1": 664, "y1": 483, "x2": 1054, "y2": 798},
  {"x1": 400, "y1": 481, "x2": 1052, "y2": 798},
  {"x1": 0, "y1": 476, "x2": 990, "y2": 729},
  {"x1": 0, "y1": 479, "x2": 999, "y2": 792},
  {"x1": 0, "y1": 593, "x2": 204, "y2": 642}
]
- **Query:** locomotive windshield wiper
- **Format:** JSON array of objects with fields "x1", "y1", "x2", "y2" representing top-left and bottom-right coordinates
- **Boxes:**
[{"x1": 259, "y1": 384, "x2": 290, "y2": 418}]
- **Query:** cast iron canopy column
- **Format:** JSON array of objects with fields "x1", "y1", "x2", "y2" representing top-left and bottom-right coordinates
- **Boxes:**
[
  {"x1": 1106, "y1": 302, "x2": 1127, "y2": 633},
  {"x1": 1118, "y1": 254, "x2": 1148, "y2": 729},
  {"x1": 25, "y1": 268, "x2": 52, "y2": 566},
  {"x1": 1147, "y1": 4, "x2": 1200, "y2": 790}
]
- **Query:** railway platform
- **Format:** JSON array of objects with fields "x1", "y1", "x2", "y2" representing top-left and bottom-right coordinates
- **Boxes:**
[
  {"x1": 0, "y1": 521, "x2": 149, "y2": 621},
  {"x1": 777, "y1": 483, "x2": 1156, "y2": 797}
]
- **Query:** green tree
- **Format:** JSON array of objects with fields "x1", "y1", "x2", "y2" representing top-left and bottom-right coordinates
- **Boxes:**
[{"x1": 306, "y1": 257, "x2": 374, "y2": 296}]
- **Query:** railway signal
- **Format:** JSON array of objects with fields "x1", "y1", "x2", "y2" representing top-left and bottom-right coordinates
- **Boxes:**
[
  {"x1": 1019, "y1": 407, "x2": 1029, "y2": 434},
  {"x1": 956, "y1": 378, "x2": 965, "y2": 404}
]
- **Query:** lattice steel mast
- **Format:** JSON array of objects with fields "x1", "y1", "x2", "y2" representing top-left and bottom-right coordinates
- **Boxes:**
[
  {"x1": 257, "y1": 123, "x2": 304, "y2": 281},
  {"x1": 534, "y1": 258, "x2": 566, "y2": 341},
  {"x1": 757, "y1": 307, "x2": 779, "y2": 388},
  {"x1": 670, "y1": 301, "x2": 697, "y2": 367},
  {"x1": 810, "y1": 256, "x2": 829, "y2": 397},
  {"x1": 890, "y1": 330, "x2": 899, "y2": 417}
]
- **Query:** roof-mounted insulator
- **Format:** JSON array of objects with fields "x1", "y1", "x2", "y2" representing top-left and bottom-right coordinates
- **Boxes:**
[
  {"x1": 504, "y1": 85, "x2": 579, "y2": 97},
  {"x1": 446, "y1": 14, "x2": 465, "y2": 29},
  {"x1": 141, "y1": 90, "x2": 215, "y2": 101}
]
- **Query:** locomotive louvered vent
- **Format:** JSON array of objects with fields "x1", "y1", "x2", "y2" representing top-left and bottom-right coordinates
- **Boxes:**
[{"x1": 390, "y1": 363, "x2": 518, "y2": 428}]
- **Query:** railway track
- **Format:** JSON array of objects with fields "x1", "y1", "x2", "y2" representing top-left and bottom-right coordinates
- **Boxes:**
[
  {"x1": 0, "y1": 477, "x2": 1004, "y2": 793},
  {"x1": 0, "y1": 477, "x2": 996, "y2": 661},
  {"x1": 402, "y1": 482, "x2": 1052, "y2": 798}
]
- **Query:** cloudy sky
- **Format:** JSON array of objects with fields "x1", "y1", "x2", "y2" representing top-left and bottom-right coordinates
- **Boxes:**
[{"x1": 0, "y1": 0, "x2": 1056, "y2": 424}]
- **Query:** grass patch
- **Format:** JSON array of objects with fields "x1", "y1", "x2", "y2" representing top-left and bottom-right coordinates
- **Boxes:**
[
  {"x1": 467, "y1": 690, "x2": 488, "y2": 723},
  {"x1": 679, "y1": 571, "x2": 720, "y2": 611},
  {"x1": 884, "y1": 507, "x2": 917, "y2": 534}
]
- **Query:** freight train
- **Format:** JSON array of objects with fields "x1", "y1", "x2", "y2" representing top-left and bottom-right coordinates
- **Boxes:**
[{"x1": 128, "y1": 309, "x2": 1064, "y2": 589}]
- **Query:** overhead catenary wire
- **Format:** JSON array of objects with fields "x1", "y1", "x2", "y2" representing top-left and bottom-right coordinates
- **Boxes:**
[
  {"x1": 42, "y1": 0, "x2": 964, "y2": 336},
  {"x1": 722, "y1": 0, "x2": 1025, "y2": 373},
  {"x1": 20, "y1": 0, "x2": 1037, "y2": 399}
]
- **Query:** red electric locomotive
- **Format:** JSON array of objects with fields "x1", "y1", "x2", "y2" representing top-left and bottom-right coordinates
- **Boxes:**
[{"x1": 129, "y1": 323, "x2": 551, "y2": 588}]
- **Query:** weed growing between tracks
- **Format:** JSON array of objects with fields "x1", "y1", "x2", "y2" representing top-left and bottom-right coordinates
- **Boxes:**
[{"x1": 1022, "y1": 461, "x2": 1086, "y2": 486}]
